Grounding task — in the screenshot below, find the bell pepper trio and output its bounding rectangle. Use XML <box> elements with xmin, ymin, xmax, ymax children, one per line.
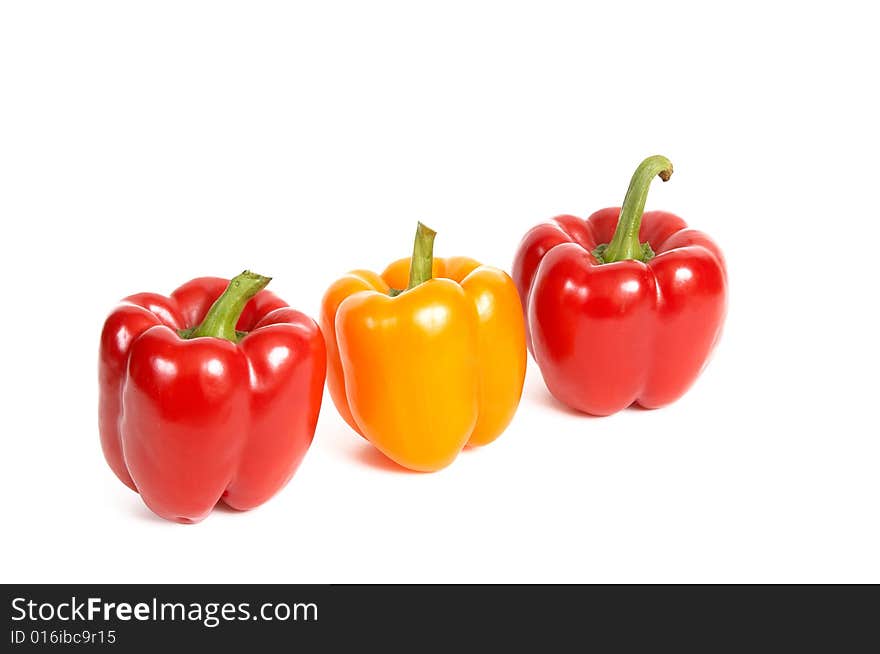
<box><xmin>99</xmin><ymin>155</ymin><xmax>727</xmax><ymax>522</ymax></box>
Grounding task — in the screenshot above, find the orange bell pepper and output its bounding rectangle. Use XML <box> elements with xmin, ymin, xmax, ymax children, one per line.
<box><xmin>320</xmin><ymin>222</ymin><xmax>526</xmax><ymax>472</ymax></box>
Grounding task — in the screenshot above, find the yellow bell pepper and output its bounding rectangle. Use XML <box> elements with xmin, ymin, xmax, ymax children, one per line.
<box><xmin>320</xmin><ymin>223</ymin><xmax>526</xmax><ymax>471</ymax></box>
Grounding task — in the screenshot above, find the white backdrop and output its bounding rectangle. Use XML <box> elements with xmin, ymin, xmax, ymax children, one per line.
<box><xmin>1</xmin><ymin>1</ymin><xmax>877</xmax><ymax>583</ymax></box>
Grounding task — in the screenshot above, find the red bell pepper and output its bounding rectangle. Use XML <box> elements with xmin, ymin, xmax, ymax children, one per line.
<box><xmin>99</xmin><ymin>271</ymin><xmax>326</xmax><ymax>523</ymax></box>
<box><xmin>512</xmin><ymin>155</ymin><xmax>727</xmax><ymax>416</ymax></box>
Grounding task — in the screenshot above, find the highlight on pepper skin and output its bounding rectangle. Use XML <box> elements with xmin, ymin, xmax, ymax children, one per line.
<box><xmin>98</xmin><ymin>271</ymin><xmax>326</xmax><ymax>524</ymax></box>
<box><xmin>512</xmin><ymin>155</ymin><xmax>727</xmax><ymax>416</ymax></box>
<box><xmin>320</xmin><ymin>222</ymin><xmax>527</xmax><ymax>472</ymax></box>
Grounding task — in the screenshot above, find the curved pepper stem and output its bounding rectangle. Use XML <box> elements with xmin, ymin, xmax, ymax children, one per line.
<box><xmin>184</xmin><ymin>270</ymin><xmax>271</xmax><ymax>342</ymax></box>
<box><xmin>594</xmin><ymin>155</ymin><xmax>673</xmax><ymax>264</ymax></box>
<box><xmin>406</xmin><ymin>221</ymin><xmax>437</xmax><ymax>290</ymax></box>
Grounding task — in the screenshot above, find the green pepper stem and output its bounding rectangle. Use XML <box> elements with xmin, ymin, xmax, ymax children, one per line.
<box><xmin>406</xmin><ymin>221</ymin><xmax>437</xmax><ymax>290</ymax></box>
<box><xmin>185</xmin><ymin>270</ymin><xmax>271</xmax><ymax>341</ymax></box>
<box><xmin>598</xmin><ymin>155</ymin><xmax>673</xmax><ymax>264</ymax></box>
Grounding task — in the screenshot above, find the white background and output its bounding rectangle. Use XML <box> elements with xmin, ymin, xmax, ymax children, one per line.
<box><xmin>1</xmin><ymin>1</ymin><xmax>877</xmax><ymax>583</ymax></box>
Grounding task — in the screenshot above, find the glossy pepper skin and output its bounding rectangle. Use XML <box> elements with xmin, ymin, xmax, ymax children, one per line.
<box><xmin>99</xmin><ymin>271</ymin><xmax>326</xmax><ymax>523</ymax></box>
<box><xmin>321</xmin><ymin>223</ymin><xmax>526</xmax><ymax>472</ymax></box>
<box><xmin>513</xmin><ymin>156</ymin><xmax>727</xmax><ymax>416</ymax></box>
